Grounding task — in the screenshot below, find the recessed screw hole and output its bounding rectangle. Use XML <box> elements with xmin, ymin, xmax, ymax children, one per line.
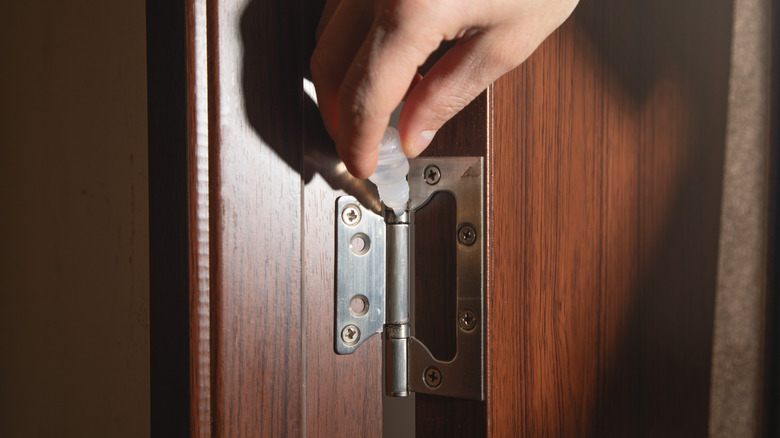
<box><xmin>350</xmin><ymin>233</ymin><xmax>370</xmax><ymax>256</ymax></box>
<box><xmin>349</xmin><ymin>295</ymin><xmax>369</xmax><ymax>317</ymax></box>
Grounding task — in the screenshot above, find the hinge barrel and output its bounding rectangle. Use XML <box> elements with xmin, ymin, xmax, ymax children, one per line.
<box><xmin>385</xmin><ymin>213</ymin><xmax>409</xmax><ymax>324</ymax></box>
<box><xmin>384</xmin><ymin>212</ymin><xmax>410</xmax><ymax>396</ymax></box>
<box><xmin>384</xmin><ymin>324</ymin><xmax>409</xmax><ymax>397</ymax></box>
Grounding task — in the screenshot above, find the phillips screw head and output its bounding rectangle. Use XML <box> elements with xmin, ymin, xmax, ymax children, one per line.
<box><xmin>423</xmin><ymin>366</ymin><xmax>442</xmax><ymax>388</ymax></box>
<box><xmin>341</xmin><ymin>205</ymin><xmax>361</xmax><ymax>226</ymax></box>
<box><xmin>423</xmin><ymin>165</ymin><xmax>441</xmax><ymax>185</ymax></box>
<box><xmin>341</xmin><ymin>324</ymin><xmax>360</xmax><ymax>345</ymax></box>
<box><xmin>458</xmin><ymin>224</ymin><xmax>477</xmax><ymax>246</ymax></box>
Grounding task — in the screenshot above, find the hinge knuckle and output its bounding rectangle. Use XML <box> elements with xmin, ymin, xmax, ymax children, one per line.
<box><xmin>385</xmin><ymin>333</ymin><xmax>409</xmax><ymax>397</ymax></box>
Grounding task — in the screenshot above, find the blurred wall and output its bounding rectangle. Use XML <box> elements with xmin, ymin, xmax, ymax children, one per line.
<box><xmin>0</xmin><ymin>1</ymin><xmax>149</xmax><ymax>436</ymax></box>
<box><xmin>709</xmin><ymin>0</ymin><xmax>772</xmax><ymax>436</ymax></box>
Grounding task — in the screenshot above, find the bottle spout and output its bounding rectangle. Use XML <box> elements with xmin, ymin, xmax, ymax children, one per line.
<box><xmin>368</xmin><ymin>126</ymin><xmax>410</xmax><ymax>217</ymax></box>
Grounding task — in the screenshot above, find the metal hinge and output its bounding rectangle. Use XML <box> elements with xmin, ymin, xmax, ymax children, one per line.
<box><xmin>335</xmin><ymin>157</ymin><xmax>484</xmax><ymax>401</ymax></box>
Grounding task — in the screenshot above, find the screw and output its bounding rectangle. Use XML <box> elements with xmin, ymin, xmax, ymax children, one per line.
<box><xmin>423</xmin><ymin>165</ymin><xmax>441</xmax><ymax>185</ymax></box>
<box><xmin>341</xmin><ymin>324</ymin><xmax>360</xmax><ymax>345</ymax></box>
<box><xmin>341</xmin><ymin>205</ymin><xmax>361</xmax><ymax>226</ymax></box>
<box><xmin>423</xmin><ymin>366</ymin><xmax>442</xmax><ymax>388</ymax></box>
<box><xmin>458</xmin><ymin>309</ymin><xmax>477</xmax><ymax>331</ymax></box>
<box><xmin>457</xmin><ymin>224</ymin><xmax>477</xmax><ymax>246</ymax></box>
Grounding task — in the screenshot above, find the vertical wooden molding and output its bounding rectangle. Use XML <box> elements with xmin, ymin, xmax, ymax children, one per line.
<box><xmin>187</xmin><ymin>0</ymin><xmax>212</xmax><ymax>435</ymax></box>
<box><xmin>210</xmin><ymin>0</ymin><xmax>305</xmax><ymax>435</ymax></box>
<box><xmin>206</xmin><ymin>0</ymin><xmax>221</xmax><ymax>433</ymax></box>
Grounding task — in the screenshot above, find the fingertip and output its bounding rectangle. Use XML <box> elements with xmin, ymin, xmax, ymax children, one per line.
<box><xmin>338</xmin><ymin>144</ymin><xmax>378</xmax><ymax>179</ymax></box>
<box><xmin>403</xmin><ymin>129</ymin><xmax>436</xmax><ymax>158</ymax></box>
<box><xmin>346</xmin><ymin>164</ymin><xmax>372</xmax><ymax>180</ymax></box>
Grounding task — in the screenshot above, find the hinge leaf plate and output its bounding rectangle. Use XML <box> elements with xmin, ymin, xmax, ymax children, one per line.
<box><xmin>407</xmin><ymin>157</ymin><xmax>484</xmax><ymax>401</ymax></box>
<box><xmin>334</xmin><ymin>197</ymin><xmax>386</xmax><ymax>354</ymax></box>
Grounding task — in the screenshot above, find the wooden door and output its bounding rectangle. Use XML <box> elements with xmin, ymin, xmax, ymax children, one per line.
<box><xmin>419</xmin><ymin>0</ymin><xmax>736</xmax><ymax>435</ymax></box>
<box><xmin>148</xmin><ymin>0</ymin><xmax>742</xmax><ymax>436</ymax></box>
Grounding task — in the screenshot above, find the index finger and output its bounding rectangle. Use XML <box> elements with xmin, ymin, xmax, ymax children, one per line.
<box><xmin>335</xmin><ymin>1</ymin><xmax>447</xmax><ymax>178</ymax></box>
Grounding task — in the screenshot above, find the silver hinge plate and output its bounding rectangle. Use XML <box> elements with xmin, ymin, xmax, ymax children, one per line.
<box><xmin>334</xmin><ymin>197</ymin><xmax>386</xmax><ymax>354</ymax></box>
<box><xmin>335</xmin><ymin>157</ymin><xmax>484</xmax><ymax>401</ymax></box>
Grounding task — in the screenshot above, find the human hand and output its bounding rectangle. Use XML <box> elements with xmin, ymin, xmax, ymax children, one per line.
<box><xmin>311</xmin><ymin>0</ymin><xmax>579</xmax><ymax>178</ymax></box>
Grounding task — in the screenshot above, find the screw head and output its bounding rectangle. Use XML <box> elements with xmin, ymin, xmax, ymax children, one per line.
<box><xmin>341</xmin><ymin>205</ymin><xmax>361</xmax><ymax>226</ymax></box>
<box><xmin>458</xmin><ymin>309</ymin><xmax>477</xmax><ymax>331</ymax></box>
<box><xmin>423</xmin><ymin>165</ymin><xmax>441</xmax><ymax>185</ymax></box>
<box><xmin>457</xmin><ymin>224</ymin><xmax>477</xmax><ymax>246</ymax></box>
<box><xmin>423</xmin><ymin>366</ymin><xmax>442</xmax><ymax>388</ymax></box>
<box><xmin>341</xmin><ymin>324</ymin><xmax>360</xmax><ymax>345</ymax></box>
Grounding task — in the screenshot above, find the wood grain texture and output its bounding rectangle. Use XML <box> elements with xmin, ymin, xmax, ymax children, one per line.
<box><xmin>414</xmin><ymin>192</ymin><xmax>458</xmax><ymax>362</ymax></box>
<box><xmin>414</xmin><ymin>0</ymin><xmax>734</xmax><ymax>436</ymax></box>
<box><xmin>210</xmin><ymin>0</ymin><xmax>304</xmax><ymax>435</ymax></box>
<box><xmin>211</xmin><ymin>0</ymin><xmax>385</xmax><ymax>436</ymax></box>
<box><xmin>487</xmin><ymin>0</ymin><xmax>732</xmax><ymax>436</ymax></box>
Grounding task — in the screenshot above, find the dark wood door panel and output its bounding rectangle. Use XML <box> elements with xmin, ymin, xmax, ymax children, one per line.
<box><xmin>487</xmin><ymin>0</ymin><xmax>732</xmax><ymax>436</ymax></box>
<box><xmin>414</xmin><ymin>0</ymin><xmax>733</xmax><ymax>436</ymax></box>
<box><xmin>213</xmin><ymin>0</ymin><xmax>384</xmax><ymax>435</ymax></box>
<box><xmin>211</xmin><ymin>0</ymin><xmax>306</xmax><ymax>434</ymax></box>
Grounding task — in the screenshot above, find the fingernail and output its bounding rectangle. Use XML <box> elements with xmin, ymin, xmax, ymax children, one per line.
<box><xmin>410</xmin><ymin>130</ymin><xmax>436</xmax><ymax>157</ymax></box>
